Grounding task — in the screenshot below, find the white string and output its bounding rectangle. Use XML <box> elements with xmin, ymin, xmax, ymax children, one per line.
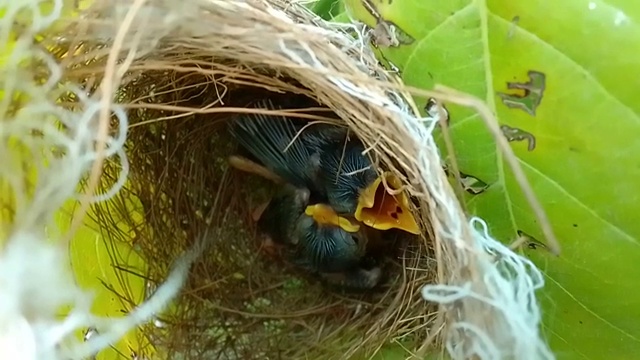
<box><xmin>0</xmin><ymin>0</ymin><xmax>192</xmax><ymax>359</ymax></box>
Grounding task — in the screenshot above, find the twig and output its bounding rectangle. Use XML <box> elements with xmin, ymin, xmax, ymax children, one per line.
<box><xmin>228</xmin><ymin>155</ymin><xmax>285</xmax><ymax>184</ymax></box>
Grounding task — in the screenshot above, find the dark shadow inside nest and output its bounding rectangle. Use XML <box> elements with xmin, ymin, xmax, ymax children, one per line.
<box><xmin>102</xmin><ymin>71</ymin><xmax>434</xmax><ymax>359</ymax></box>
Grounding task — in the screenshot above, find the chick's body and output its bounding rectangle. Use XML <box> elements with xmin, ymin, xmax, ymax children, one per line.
<box><xmin>231</xmin><ymin>107</ymin><xmax>324</xmax><ymax>192</ymax></box>
<box><xmin>257</xmin><ymin>184</ymin><xmax>381</xmax><ymax>290</ymax></box>
<box><xmin>315</xmin><ymin>137</ymin><xmax>377</xmax><ymax>215</ymax></box>
<box><xmin>293</xmin><ymin>215</ymin><xmax>360</xmax><ymax>273</ymax></box>
<box><xmin>257</xmin><ymin>184</ymin><xmax>310</xmax><ymax>246</ymax></box>
<box><xmin>230</xmin><ymin>98</ymin><xmax>377</xmax><ymax>217</ymax></box>
<box><xmin>230</xmin><ymin>96</ymin><xmax>420</xmax><ymax>288</ymax></box>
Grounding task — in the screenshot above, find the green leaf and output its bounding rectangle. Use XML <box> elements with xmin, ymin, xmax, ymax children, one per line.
<box><xmin>58</xmin><ymin>195</ymin><xmax>153</xmax><ymax>359</ymax></box>
<box><xmin>342</xmin><ymin>0</ymin><xmax>640</xmax><ymax>358</ymax></box>
<box><xmin>311</xmin><ymin>0</ymin><xmax>345</xmax><ymax>20</ymax></box>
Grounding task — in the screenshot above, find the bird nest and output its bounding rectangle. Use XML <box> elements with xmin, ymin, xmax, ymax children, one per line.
<box><xmin>19</xmin><ymin>0</ymin><xmax>551</xmax><ymax>359</ymax></box>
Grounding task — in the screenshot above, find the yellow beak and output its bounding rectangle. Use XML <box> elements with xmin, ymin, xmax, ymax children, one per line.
<box><xmin>353</xmin><ymin>172</ymin><xmax>420</xmax><ymax>235</ymax></box>
<box><xmin>305</xmin><ymin>204</ymin><xmax>361</xmax><ymax>233</ymax></box>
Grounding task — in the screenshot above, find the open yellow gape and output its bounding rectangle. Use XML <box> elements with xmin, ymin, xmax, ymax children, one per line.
<box><xmin>354</xmin><ymin>172</ymin><xmax>420</xmax><ymax>235</ymax></box>
<box><xmin>305</xmin><ymin>203</ymin><xmax>361</xmax><ymax>233</ymax></box>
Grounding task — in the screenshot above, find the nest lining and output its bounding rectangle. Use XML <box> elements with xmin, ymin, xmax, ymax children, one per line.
<box><xmin>88</xmin><ymin>60</ymin><xmax>439</xmax><ymax>359</ymax></box>
<box><xmin>48</xmin><ymin>3</ymin><xmax>441</xmax><ymax>358</ymax></box>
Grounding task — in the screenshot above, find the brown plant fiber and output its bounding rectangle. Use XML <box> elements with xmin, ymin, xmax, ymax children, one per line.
<box><xmin>48</xmin><ymin>0</ymin><xmax>469</xmax><ymax>358</ymax></box>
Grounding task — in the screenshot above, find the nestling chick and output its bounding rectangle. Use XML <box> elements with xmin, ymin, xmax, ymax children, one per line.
<box><xmin>257</xmin><ymin>183</ymin><xmax>382</xmax><ymax>290</ymax></box>
<box><xmin>230</xmin><ymin>97</ymin><xmax>420</xmax><ymax>235</ymax></box>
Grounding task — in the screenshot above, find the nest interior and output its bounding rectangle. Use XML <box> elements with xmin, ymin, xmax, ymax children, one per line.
<box><xmin>55</xmin><ymin>2</ymin><xmax>441</xmax><ymax>359</ymax></box>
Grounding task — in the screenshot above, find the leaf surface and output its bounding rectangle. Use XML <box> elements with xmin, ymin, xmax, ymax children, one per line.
<box><xmin>341</xmin><ymin>0</ymin><xmax>640</xmax><ymax>358</ymax></box>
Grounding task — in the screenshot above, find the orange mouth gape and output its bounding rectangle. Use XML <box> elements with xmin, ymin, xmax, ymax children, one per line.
<box><xmin>305</xmin><ymin>204</ymin><xmax>361</xmax><ymax>233</ymax></box>
<box><xmin>354</xmin><ymin>172</ymin><xmax>420</xmax><ymax>235</ymax></box>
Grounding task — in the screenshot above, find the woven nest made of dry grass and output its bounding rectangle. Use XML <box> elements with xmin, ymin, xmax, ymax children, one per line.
<box><xmin>48</xmin><ymin>0</ymin><xmax>449</xmax><ymax>358</ymax></box>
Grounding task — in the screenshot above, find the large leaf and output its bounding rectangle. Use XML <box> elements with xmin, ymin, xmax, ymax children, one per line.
<box><xmin>311</xmin><ymin>0</ymin><xmax>345</xmax><ymax>20</ymax></box>
<box><xmin>341</xmin><ymin>0</ymin><xmax>640</xmax><ymax>358</ymax></box>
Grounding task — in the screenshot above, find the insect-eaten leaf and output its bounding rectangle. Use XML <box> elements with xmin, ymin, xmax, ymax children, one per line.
<box><xmin>341</xmin><ymin>0</ymin><xmax>640</xmax><ymax>358</ymax></box>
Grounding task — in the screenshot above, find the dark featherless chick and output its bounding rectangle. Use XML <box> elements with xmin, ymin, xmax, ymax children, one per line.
<box><xmin>257</xmin><ymin>183</ymin><xmax>381</xmax><ymax>290</ymax></box>
<box><xmin>230</xmin><ymin>97</ymin><xmax>420</xmax><ymax>235</ymax></box>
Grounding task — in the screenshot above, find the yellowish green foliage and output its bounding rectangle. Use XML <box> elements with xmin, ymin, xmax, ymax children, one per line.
<box><xmin>1</xmin><ymin>0</ymin><xmax>152</xmax><ymax>357</ymax></box>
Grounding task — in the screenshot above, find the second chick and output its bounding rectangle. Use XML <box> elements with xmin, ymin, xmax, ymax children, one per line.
<box><xmin>257</xmin><ymin>183</ymin><xmax>382</xmax><ymax>291</ymax></box>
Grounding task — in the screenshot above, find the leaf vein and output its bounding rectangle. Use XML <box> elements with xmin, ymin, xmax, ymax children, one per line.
<box><xmin>517</xmin><ymin>159</ymin><xmax>639</xmax><ymax>246</ymax></box>
<box><xmin>544</xmin><ymin>274</ymin><xmax>640</xmax><ymax>342</ymax></box>
<box><xmin>442</xmin><ymin>113</ymin><xmax>479</xmax><ymax>133</ymax></box>
<box><xmin>478</xmin><ymin>0</ymin><xmax>518</xmax><ymax>235</ymax></box>
<box><xmin>404</xmin><ymin>3</ymin><xmax>475</xmax><ymax>71</ymax></box>
<box><xmin>543</xmin><ymin>326</ymin><xmax>591</xmax><ymax>360</ymax></box>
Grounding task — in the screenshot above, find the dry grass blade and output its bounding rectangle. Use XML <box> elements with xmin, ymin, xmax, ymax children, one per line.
<box><xmin>54</xmin><ymin>2</ymin><xmax>440</xmax><ymax>355</ymax></box>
